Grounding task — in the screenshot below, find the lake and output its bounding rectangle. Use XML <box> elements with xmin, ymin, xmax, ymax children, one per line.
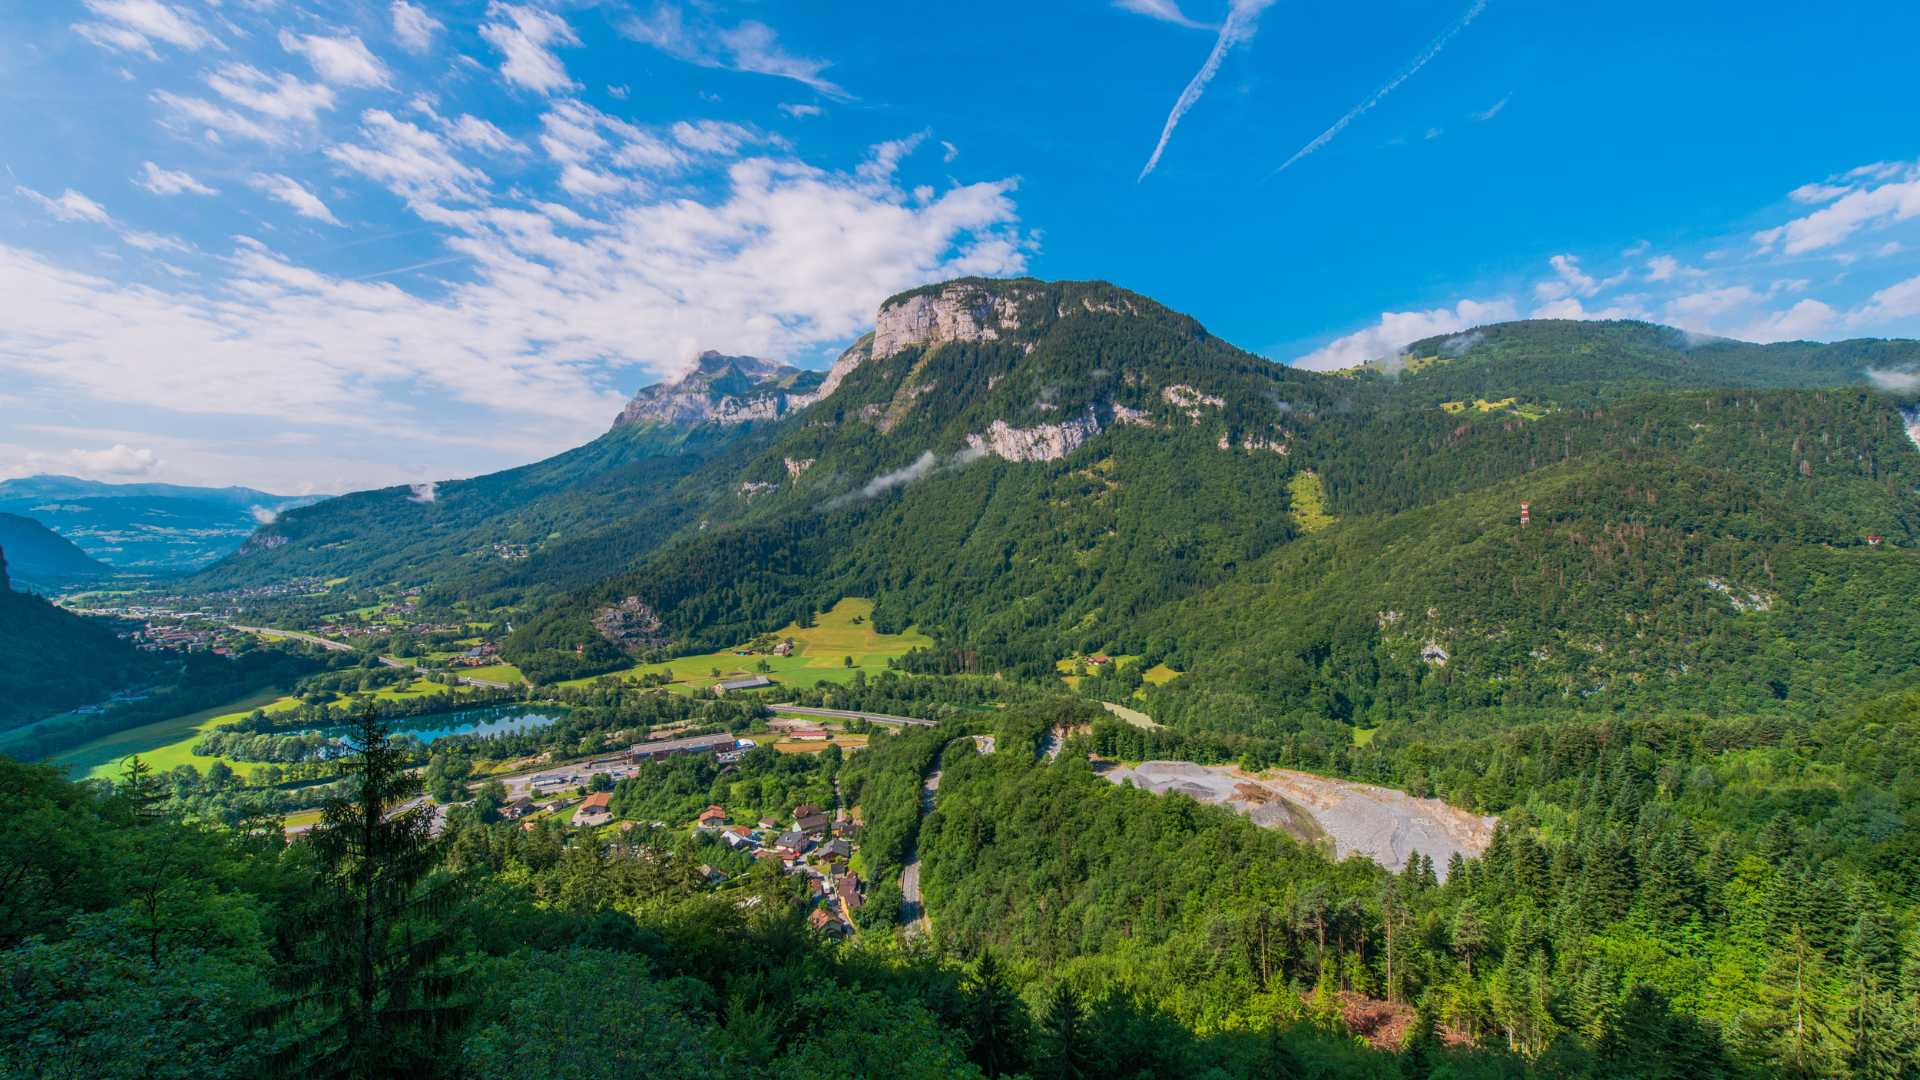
<box><xmin>321</xmin><ymin>706</ymin><xmax>565</xmax><ymax>745</ymax></box>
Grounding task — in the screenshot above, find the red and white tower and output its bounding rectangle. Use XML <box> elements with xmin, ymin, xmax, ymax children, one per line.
<box><xmin>1520</xmin><ymin>501</ymin><xmax>1531</xmax><ymax>528</ymax></box>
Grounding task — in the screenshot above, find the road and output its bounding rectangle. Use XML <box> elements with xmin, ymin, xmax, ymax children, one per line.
<box><xmin>900</xmin><ymin>767</ymin><xmax>939</xmax><ymax>937</ymax></box>
<box><xmin>230</xmin><ymin>624</ymin><xmax>516</xmax><ymax>690</ymax></box>
<box><xmin>769</xmin><ymin>704</ymin><xmax>939</xmax><ymax>728</ymax></box>
<box><xmin>230</xmin><ymin>624</ymin><xmax>353</xmax><ymax>652</ymax></box>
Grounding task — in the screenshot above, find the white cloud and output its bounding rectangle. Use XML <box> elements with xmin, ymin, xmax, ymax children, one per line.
<box><xmin>1732</xmin><ymin>299</ymin><xmax>1836</xmax><ymax>343</ymax></box>
<box><xmin>1644</xmin><ymin>255</ymin><xmax>1703</xmax><ymax>282</ymax></box>
<box><xmin>623</xmin><ymin>4</ymin><xmax>847</xmax><ymax>97</ymax></box>
<box><xmin>1473</xmin><ymin>94</ymin><xmax>1510</xmax><ymax>121</ymax></box>
<box><xmin>1529</xmin><ymin>297</ymin><xmax>1646</xmax><ymax>321</ymax></box>
<box><xmin>1139</xmin><ymin>0</ymin><xmax>1277</xmax><ymax>180</ymax></box>
<box><xmin>137</xmin><ymin>161</ymin><xmax>216</xmax><ymax>195</ymax></box>
<box><xmin>205</xmin><ymin>63</ymin><xmax>336</xmax><ymax>123</ymax></box>
<box><xmin>481</xmin><ymin>2</ymin><xmax>581</xmax><ymax>95</ymax></box>
<box><xmin>122</xmin><ymin>230</ymin><xmax>192</xmax><ymax>254</ymax></box>
<box><xmin>1114</xmin><ymin>0</ymin><xmax>1215</xmax><ymax>30</ymax></box>
<box><xmin>941</xmin><ymin>140</ymin><xmax>959</xmax><ymax>164</ymax></box>
<box><xmin>1755</xmin><ymin>163</ymin><xmax>1920</xmax><ymax>255</ymax></box>
<box><xmin>248</xmin><ymin>173</ymin><xmax>343</xmax><ymax>225</ymax></box>
<box><xmin>73</xmin><ymin>0</ymin><xmax>215</xmax><ymax>58</ymax></box>
<box><xmin>1534</xmin><ymin>253</ymin><xmax>1598</xmax><ymax>301</ymax></box>
<box><xmin>0</xmin><ymin>145</ymin><xmax>1026</xmax><ymax>461</ymax></box>
<box><xmin>607</xmin><ymin>84</ymin><xmax>631</xmax><ymax>100</ymax></box>
<box><xmin>390</xmin><ymin>1</ymin><xmax>442</xmax><ymax>55</ymax></box>
<box><xmin>1292</xmin><ymin>297</ymin><xmax>1517</xmax><ymax>370</ymax></box>
<box><xmin>279</xmin><ymin>31</ymin><xmax>392</xmax><ymax>88</ymax></box>
<box><xmin>1269</xmin><ymin>0</ymin><xmax>1488</xmax><ymax>178</ymax></box>
<box><xmin>1664</xmin><ymin>285</ymin><xmax>1758</xmax><ymax>323</ymax></box>
<box><xmin>1865</xmin><ymin>367</ymin><xmax>1920</xmax><ymax>393</ymax></box>
<box><xmin>250</xmin><ymin>505</ymin><xmax>279</xmax><ymax>524</ymax></box>
<box><xmin>1850</xmin><ymin>274</ymin><xmax>1920</xmax><ymax>327</ymax></box>
<box><xmin>448</xmin><ymin>115</ymin><xmax>524</xmax><ymax>155</ymax></box>
<box><xmin>327</xmin><ymin>110</ymin><xmax>490</xmax><ymax>204</ymax></box>
<box><xmin>779</xmin><ymin>103</ymin><xmax>823</xmax><ymax>119</ymax></box>
<box><xmin>16</xmin><ymin>186</ymin><xmax>113</xmax><ymax>225</ymax></box>
<box><xmin>70</xmin><ymin>443</ymin><xmax>162</xmax><ymax>478</ymax></box>
<box><xmin>408</xmin><ymin>479</ymin><xmax>438</xmax><ymax>503</ymax></box>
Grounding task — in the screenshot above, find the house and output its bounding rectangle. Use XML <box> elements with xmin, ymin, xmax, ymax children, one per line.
<box><xmin>793</xmin><ymin>803</ymin><xmax>821</xmax><ymax>820</ymax></box>
<box><xmin>808</xmin><ymin>906</ymin><xmax>849</xmax><ymax>936</ymax></box>
<box><xmin>757</xmin><ymin>816</ymin><xmax>782</xmax><ymax>831</ymax></box>
<box><xmin>795</xmin><ymin>812</ymin><xmax>831</xmax><ymax>836</ymax></box>
<box><xmin>835</xmin><ymin>871</ymin><xmax>864</xmax><ymax>917</ymax></box>
<box><xmin>818</xmin><ymin>838</ymin><xmax>853</xmax><ymax>862</ymax></box>
<box><xmin>697</xmin><ymin>804</ymin><xmax>729</xmax><ymax>828</ymax></box>
<box><xmin>625</xmin><ymin>732</ymin><xmax>739</xmax><ymax>764</ymax></box>
<box><xmin>775</xmin><ymin>830</ymin><xmax>812</xmax><ymax>855</ymax></box>
<box><xmin>573</xmin><ymin>791</ymin><xmax>613</xmax><ymax>826</ymax></box>
<box><xmin>772</xmin><ymin>640</ymin><xmax>794</xmax><ymax>657</ymax></box>
<box><xmin>722</xmin><ymin>827</ymin><xmax>758</xmax><ymax>850</ymax></box>
<box><xmin>501</xmin><ymin>796</ymin><xmax>536</xmax><ymax>820</ymax></box>
<box><xmin>699</xmin><ymin>864</ymin><xmax>729</xmax><ymax>885</ymax></box>
<box><xmin>712</xmin><ymin>675</ymin><xmax>776</xmax><ymax>695</ymax></box>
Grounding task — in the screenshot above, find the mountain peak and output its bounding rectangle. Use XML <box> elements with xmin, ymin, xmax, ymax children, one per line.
<box><xmin>613</xmin><ymin>351</ymin><xmax>824</xmax><ymax>430</ymax></box>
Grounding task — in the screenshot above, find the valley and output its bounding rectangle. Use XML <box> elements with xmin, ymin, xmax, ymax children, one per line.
<box><xmin>12</xmin><ymin>275</ymin><xmax>1920</xmax><ymax>1079</ymax></box>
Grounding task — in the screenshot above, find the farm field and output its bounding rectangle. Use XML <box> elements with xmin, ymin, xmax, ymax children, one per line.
<box><xmin>54</xmin><ymin>687</ymin><xmax>299</xmax><ymax>780</ymax></box>
<box><xmin>560</xmin><ymin>598</ymin><xmax>930</xmax><ymax>694</ymax></box>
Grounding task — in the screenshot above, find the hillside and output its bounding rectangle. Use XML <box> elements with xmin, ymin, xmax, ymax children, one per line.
<box><xmin>500</xmin><ymin>279</ymin><xmax>1920</xmax><ymax>693</ymax></box>
<box><xmin>188</xmin><ymin>351</ymin><xmax>830</xmax><ymax>594</ymax></box>
<box><xmin>0</xmin><ymin>543</ymin><xmax>160</xmax><ymax>729</ymax></box>
<box><xmin>0</xmin><ymin>512</ymin><xmax>116</xmax><ymax>588</ymax></box>
<box><xmin>0</xmin><ymin>475</ymin><xmax>314</xmax><ymax>574</ymax></box>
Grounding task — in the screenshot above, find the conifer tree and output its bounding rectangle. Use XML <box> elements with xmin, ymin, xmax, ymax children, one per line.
<box><xmin>269</xmin><ymin>706</ymin><xmax>468</xmax><ymax>1079</ymax></box>
<box><xmin>963</xmin><ymin>950</ymin><xmax>1029</xmax><ymax>1077</ymax></box>
<box><xmin>1033</xmin><ymin>982</ymin><xmax>1095</xmax><ymax>1080</ymax></box>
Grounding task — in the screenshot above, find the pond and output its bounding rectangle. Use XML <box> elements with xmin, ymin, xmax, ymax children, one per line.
<box><xmin>319</xmin><ymin>706</ymin><xmax>564</xmax><ymax>745</ymax></box>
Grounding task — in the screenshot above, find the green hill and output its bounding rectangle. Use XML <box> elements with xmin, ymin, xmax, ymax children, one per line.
<box><xmin>0</xmin><ymin>475</ymin><xmax>314</xmax><ymax>574</ymax></box>
<box><xmin>0</xmin><ymin>542</ymin><xmax>160</xmax><ymax>730</ymax></box>
<box><xmin>0</xmin><ymin>512</ymin><xmax>116</xmax><ymax>589</ymax></box>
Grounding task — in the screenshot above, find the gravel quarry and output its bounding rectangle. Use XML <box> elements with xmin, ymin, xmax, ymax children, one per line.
<box><xmin>1104</xmin><ymin>761</ymin><xmax>1495</xmax><ymax>880</ymax></box>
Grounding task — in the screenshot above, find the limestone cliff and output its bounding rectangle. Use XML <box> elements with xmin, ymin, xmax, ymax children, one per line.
<box><xmin>613</xmin><ymin>351</ymin><xmax>825</xmax><ymax>430</ymax></box>
<box><xmin>871</xmin><ymin>281</ymin><xmax>1037</xmax><ymax>359</ymax></box>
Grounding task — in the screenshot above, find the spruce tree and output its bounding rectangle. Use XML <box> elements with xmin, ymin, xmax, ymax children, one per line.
<box><xmin>1033</xmin><ymin>982</ymin><xmax>1096</xmax><ymax>1080</ymax></box>
<box><xmin>964</xmin><ymin>950</ymin><xmax>1029</xmax><ymax>1077</ymax></box>
<box><xmin>269</xmin><ymin>706</ymin><xmax>468</xmax><ymax>1079</ymax></box>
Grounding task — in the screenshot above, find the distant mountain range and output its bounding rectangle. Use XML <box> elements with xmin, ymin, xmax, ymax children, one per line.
<box><xmin>190</xmin><ymin>276</ymin><xmax>1920</xmax><ymax>735</ymax></box>
<box><xmin>0</xmin><ymin>475</ymin><xmax>317</xmax><ymax>575</ymax></box>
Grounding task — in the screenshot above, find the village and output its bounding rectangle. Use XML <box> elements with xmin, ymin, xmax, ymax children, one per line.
<box><xmin>482</xmin><ymin>722</ymin><xmax>874</xmax><ymax>936</ymax></box>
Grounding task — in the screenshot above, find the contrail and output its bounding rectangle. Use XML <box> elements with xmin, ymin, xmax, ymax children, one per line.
<box><xmin>1267</xmin><ymin>0</ymin><xmax>1488</xmax><ymax>179</ymax></box>
<box><xmin>1138</xmin><ymin>0</ymin><xmax>1278</xmax><ymax>182</ymax></box>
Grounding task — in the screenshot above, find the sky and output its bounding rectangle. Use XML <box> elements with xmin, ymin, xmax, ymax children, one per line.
<box><xmin>4</xmin><ymin>1</ymin><xmax>1920</xmax><ymax>493</ymax></box>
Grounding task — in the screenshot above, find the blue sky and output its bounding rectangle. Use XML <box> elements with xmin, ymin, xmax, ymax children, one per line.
<box><xmin>4</xmin><ymin>0</ymin><xmax>1920</xmax><ymax>492</ymax></box>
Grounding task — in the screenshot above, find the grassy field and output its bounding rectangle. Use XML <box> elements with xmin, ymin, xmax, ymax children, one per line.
<box><xmin>1287</xmin><ymin>470</ymin><xmax>1336</xmax><ymax>534</ymax></box>
<box><xmin>1141</xmin><ymin>663</ymin><xmax>1182</xmax><ymax>686</ymax></box>
<box><xmin>459</xmin><ymin>663</ymin><xmax>526</xmax><ymax>685</ymax></box>
<box><xmin>1352</xmin><ymin>726</ymin><xmax>1378</xmax><ymax>747</ymax></box>
<box><xmin>772</xmin><ymin>733</ymin><xmax>870</xmax><ymax>755</ymax></box>
<box><xmin>560</xmin><ymin>598</ymin><xmax>930</xmax><ymax>694</ymax></box>
<box><xmin>53</xmin><ymin>688</ymin><xmax>300</xmax><ymax>780</ymax></box>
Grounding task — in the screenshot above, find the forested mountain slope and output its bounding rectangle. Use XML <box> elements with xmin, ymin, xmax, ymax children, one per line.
<box><xmin>0</xmin><ymin>512</ymin><xmax>116</xmax><ymax>588</ymax></box>
<box><xmin>0</xmin><ymin>475</ymin><xmax>313</xmax><ymax>574</ymax></box>
<box><xmin>501</xmin><ymin>278</ymin><xmax>1920</xmax><ymax>694</ymax></box>
<box><xmin>0</xmin><ymin>545</ymin><xmax>161</xmax><ymax>729</ymax></box>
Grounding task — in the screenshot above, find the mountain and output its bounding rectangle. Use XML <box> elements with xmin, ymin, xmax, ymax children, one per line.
<box><xmin>0</xmin><ymin>541</ymin><xmax>160</xmax><ymax>730</ymax></box>
<box><xmin>0</xmin><ymin>512</ymin><xmax>116</xmax><ymax>589</ymax></box>
<box><xmin>611</xmin><ymin>350</ymin><xmax>832</xmax><ymax>428</ymax></box>
<box><xmin>493</xmin><ymin>278</ymin><xmax>1920</xmax><ymax>697</ymax></box>
<box><xmin>190</xmin><ymin>347</ymin><xmax>829</xmax><ymax>594</ymax></box>
<box><xmin>0</xmin><ymin>475</ymin><xmax>315</xmax><ymax>575</ymax></box>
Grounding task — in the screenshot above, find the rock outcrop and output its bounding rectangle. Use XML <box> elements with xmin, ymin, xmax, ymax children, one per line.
<box><xmin>965</xmin><ymin>406</ymin><xmax>1102</xmax><ymax>463</ymax></box>
<box><xmin>1904</xmin><ymin>406</ymin><xmax>1920</xmax><ymax>450</ymax></box>
<box><xmin>613</xmin><ymin>351</ymin><xmax>822</xmax><ymax>430</ymax></box>
<box><xmin>872</xmin><ymin>282</ymin><xmax>1033</xmax><ymax>359</ymax></box>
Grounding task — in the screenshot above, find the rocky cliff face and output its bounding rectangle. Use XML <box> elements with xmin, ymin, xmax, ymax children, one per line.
<box><xmin>965</xmin><ymin>408</ymin><xmax>1104</xmax><ymax>463</ymax></box>
<box><xmin>1904</xmin><ymin>406</ymin><xmax>1920</xmax><ymax>450</ymax></box>
<box><xmin>871</xmin><ymin>282</ymin><xmax>1035</xmax><ymax>359</ymax></box>
<box><xmin>613</xmin><ymin>351</ymin><xmax>825</xmax><ymax>430</ymax></box>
